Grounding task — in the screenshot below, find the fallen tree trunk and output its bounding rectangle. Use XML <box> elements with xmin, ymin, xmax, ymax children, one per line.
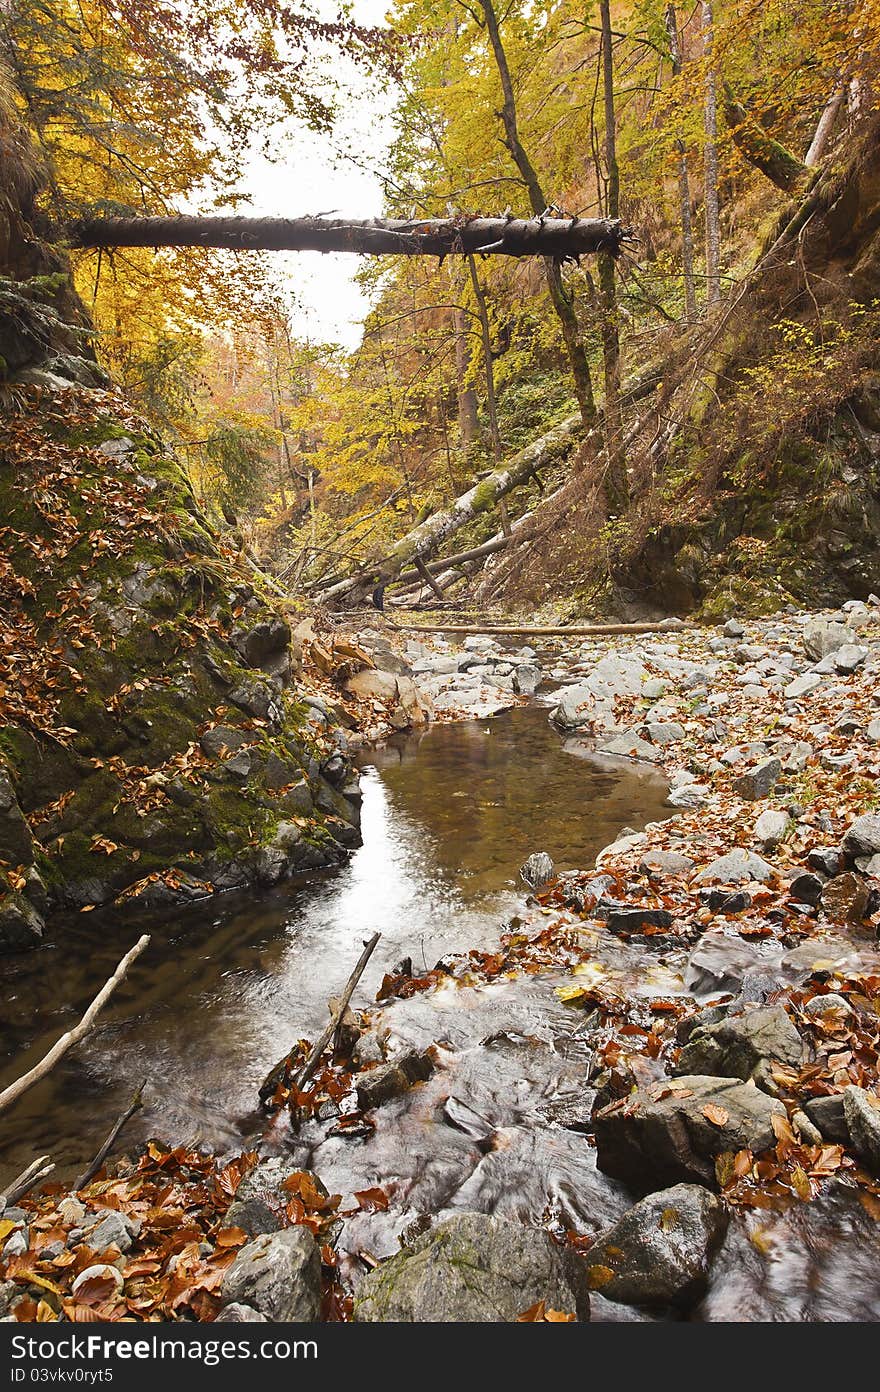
<box><xmin>319</xmin><ymin>415</ymin><xmax>582</xmax><ymax>606</ymax></box>
<box><xmin>391</xmin><ymin>534</ymin><xmax>512</xmax><ymax>586</ymax></box>
<box><xmin>69</xmin><ymin>214</ymin><xmax>628</xmax><ymax>261</ymax></box>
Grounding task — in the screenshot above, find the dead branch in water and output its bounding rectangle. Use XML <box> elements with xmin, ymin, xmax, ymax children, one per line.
<box><xmin>74</xmin><ymin>1080</ymin><xmax>146</xmax><ymax>1191</ymax></box>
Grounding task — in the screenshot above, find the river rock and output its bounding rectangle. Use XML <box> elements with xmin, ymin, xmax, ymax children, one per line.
<box><xmin>353</xmin><ymin>1212</ymin><xmax>589</xmax><ymax>1322</ymax></box>
<box><xmin>694</xmin><ymin>849</ymin><xmax>775</xmax><ymax>885</ymax></box>
<box><xmin>722</xmin><ymin>620</ymin><xmax>745</xmax><ymax>638</ymax></box>
<box><xmin>594</xmin><ymin>1075</ymin><xmax>786</xmax><ymax>1191</ymax></box>
<box><xmin>804</xmin><ymin>1092</ymin><xmax>851</xmax><ymax>1143</ymax></box>
<box><xmin>586</xmin><ymin>1184</ymin><xmax>728</xmax><ymax>1308</ymax></box>
<box><xmin>834</xmin><ymin>644</ymin><xmax>868</xmax><ymax>672</ymax></box>
<box><xmin>789</xmin><ymin>872</ymin><xmax>824</xmax><ymax>905</ymax></box>
<box><xmin>754</xmin><ymin>808</ymin><xmax>790</xmax><ymax>851</ymax></box>
<box><xmin>520</xmin><ymin>851</ymin><xmax>555</xmax><ymax>889</ymax></box>
<box><xmin>843</xmin><ymin>1087</ymin><xmax>880</xmax><ymax>1171</ymax></box>
<box><xmin>808</xmin><ymin>847</ymin><xmax>842</xmax><ymax>877</ymax></box>
<box><xmin>732</xmin><ymin>757</ymin><xmax>781</xmax><ymax>801</ymax></box>
<box><xmin>803</xmin><ymin>618</ymin><xmax>849</xmax><ymax>660</ymax></box>
<box><xmin>513</xmin><ymin>664</ymin><xmax>542</xmax><ymax>696</ymax></box>
<box><xmin>674</xmin><ymin>1003</ymin><xmax>803</xmax><ymax>1085</ymax></box>
<box><xmin>821</xmin><ymin>872</ymin><xmax>871</xmax><ymax>923</ymax></box>
<box><xmin>666</xmin><ymin>784</ymin><xmax>709</xmax><ymax>809</ymax></box>
<box><xmin>843</xmin><ymin>813</ymin><xmax>880</xmax><ymax>858</ymax></box>
<box><xmin>639</xmin><ymin>849</ymin><xmax>695</xmax><ymax>877</ymax></box>
<box><xmin>220</xmin><ymin>1228</ymin><xmax>321</xmax><ymax>1322</ymax></box>
<box><xmin>355</xmin><ymin>1049</ymin><xmax>434</xmax><ymax>1110</ymax></box>
<box><xmin>226</xmin><ymin>1160</ymin><xmax>328</xmax><ymax>1237</ymax></box>
<box><xmin>0</xmin><ymin>893</ymin><xmax>44</xmax><ymax>950</ymax></box>
<box><xmin>597</xmin><ymin>731</ymin><xmax>659</xmax><ymax>762</ymax></box>
<box><xmin>83</xmin><ymin>1209</ymin><xmax>138</xmax><ymax>1254</ymax></box>
<box><xmin>784</xmin><ymin>673</ymin><xmax>822</xmax><ymax>700</ymax></box>
<box><xmin>641</xmin><ymin>721</ymin><xmax>686</xmax><ymax>745</ymax></box>
<box><xmin>214</xmin><ymin>1304</ymin><xmax>268</xmax><ymax>1322</ymax></box>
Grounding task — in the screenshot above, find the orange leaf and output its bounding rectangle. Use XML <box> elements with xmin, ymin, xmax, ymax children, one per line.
<box><xmin>702</xmin><ymin>1103</ymin><xmax>729</xmax><ymax>1127</ymax></box>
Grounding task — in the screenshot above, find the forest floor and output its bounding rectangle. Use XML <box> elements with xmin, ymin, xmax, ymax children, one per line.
<box><xmin>4</xmin><ymin>599</ymin><xmax>880</xmax><ymax>1322</ymax></box>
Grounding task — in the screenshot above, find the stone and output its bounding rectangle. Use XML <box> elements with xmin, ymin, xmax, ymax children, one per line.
<box><xmin>513</xmin><ymin>664</ymin><xmax>542</xmax><ymax>696</ymax></box>
<box><xmin>834</xmin><ymin>644</ymin><xmax>868</xmax><ymax>673</ymax></box>
<box><xmin>220</xmin><ymin>1228</ymin><xmax>321</xmax><ymax>1322</ymax></box>
<box><xmin>842</xmin><ymin>1087</ymin><xmax>880</xmax><ymax>1172</ymax></box>
<box><xmin>867</xmin><ymin>719</ymin><xmax>880</xmax><ymax>744</ymax></box>
<box><xmin>228</xmin><ymin>677</ymin><xmax>279</xmax><ymax>724</ymax></box>
<box><xmin>586</xmin><ymin>1184</ymin><xmax>728</xmax><ymax>1308</ymax></box>
<box><xmin>225</xmin><ymin>1160</ymin><xmax>328</xmax><ymax>1238</ymax></box>
<box><xmin>801</xmin><ymin>993</ymin><xmax>851</xmax><ymax>1018</ymax></box>
<box><xmin>674</xmin><ymin>1004</ymin><xmax>803</xmax><ymax>1084</ymax></box>
<box><xmin>732</xmin><ymin>758</ymin><xmax>781</xmax><ymax>801</ymax></box>
<box><xmin>199</xmin><ymin>725</ymin><xmax>249</xmax><ymax>758</ymax></box>
<box><xmin>520</xmin><ymin>852</ymin><xmax>555</xmax><ymax>889</ymax></box>
<box><xmin>601</xmin><ymin>905</ymin><xmax>674</xmax><ymax>935</ymax></box>
<box><xmin>84</xmin><ymin>1209</ymin><xmax>137</xmax><ymax>1254</ymax></box>
<box><xmin>0</xmin><ymin>893</ymin><xmax>44</xmax><ymax>952</ymax></box>
<box><xmin>753</xmin><ymin>808</ymin><xmax>790</xmax><ymax>851</ymax></box>
<box><xmin>804</xmin><ymin>1092</ymin><xmax>850</xmax><ymax>1143</ymax></box>
<box><xmin>355</xmin><ymin>1050</ymin><xmax>434</xmax><ymax>1110</ymax></box>
<box><xmin>722</xmin><ymin>620</ymin><xmax>745</xmax><ymax>638</ymax></box>
<box><xmin>214</xmin><ymin>1304</ymin><xmax>268</xmax><ymax>1322</ymax></box>
<box><xmin>666</xmin><ymin>784</ymin><xmax>709</xmax><ymax>810</ymax></box>
<box><xmin>694</xmin><ymin>849</ymin><xmax>775</xmax><ymax>885</ymax></box>
<box><xmin>821</xmin><ymin>873</ymin><xmax>871</xmax><ymax>923</ymax></box>
<box><xmin>789</xmin><ymin>872</ymin><xmax>824</xmax><ymax>906</ymax></box>
<box><xmin>639</xmin><ymin>849</ymin><xmax>695</xmax><ymax>878</ymax></box>
<box><xmin>784</xmin><ymin>673</ymin><xmax>822</xmax><ymax>700</ymax></box>
<box><xmin>597</xmin><ymin>732</ymin><xmax>659</xmax><ymax>762</ymax></box>
<box><xmin>594</xmin><ymin>1075</ymin><xmax>786</xmax><ymax>1191</ymax></box>
<box><xmin>641</xmin><ymin>678</ymin><xmax>668</xmax><ymax>700</ymax></box>
<box><xmin>802</xmin><ymin>618</ymin><xmax>849</xmax><ymax>661</ymax></box>
<box><xmin>641</xmin><ymin>722</ymin><xmax>686</xmax><ymax>745</ymax></box>
<box><xmin>354</xmin><ymin>1212</ymin><xmax>589</xmax><ymax>1322</ymax></box>
<box><xmin>843</xmin><ymin>814</ymin><xmax>880</xmax><ymax>858</ymax></box>
<box><xmin>807</xmin><ymin>848</ymin><xmax>842</xmax><ymax>878</ymax></box>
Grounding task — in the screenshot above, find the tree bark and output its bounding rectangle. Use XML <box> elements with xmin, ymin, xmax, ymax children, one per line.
<box><xmin>805</xmin><ymin>84</ymin><xmax>846</xmax><ymax>166</ymax></box>
<box><xmin>452</xmin><ymin>305</ymin><xmax>480</xmax><ymax>449</ymax></box>
<box><xmin>466</xmin><ymin>252</ymin><xmax>502</xmax><ymax>462</ymax></box>
<box><xmin>665</xmin><ymin>4</ymin><xmax>698</xmax><ymax>322</ymax></box>
<box><xmin>723</xmin><ymin>85</ymin><xmax>807</xmax><ymax>191</ymax></box>
<box><xmin>598</xmin><ymin>0</ymin><xmax>628</xmax><ymax>512</ymax></box>
<box><xmin>702</xmin><ymin>1</ymin><xmax>721</xmax><ymax>307</ymax></box>
<box><xmin>476</xmin><ymin>0</ymin><xmax>598</xmax><ymax>425</ymax></box>
<box><xmin>69</xmin><ymin>213</ymin><xmax>625</xmax><ymax>260</ymax></box>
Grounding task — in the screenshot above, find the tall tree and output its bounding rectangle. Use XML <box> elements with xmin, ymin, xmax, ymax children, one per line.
<box><xmin>665</xmin><ymin>4</ymin><xmax>698</xmax><ymax>323</ymax></box>
<box><xmin>702</xmin><ymin>0</ymin><xmax>722</xmax><ymax>307</ymax></box>
<box><xmin>474</xmin><ymin>0</ymin><xmax>597</xmax><ymax>427</ymax></box>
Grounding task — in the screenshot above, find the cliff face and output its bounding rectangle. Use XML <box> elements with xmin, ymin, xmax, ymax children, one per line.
<box><xmin>0</xmin><ymin>118</ymin><xmax>360</xmax><ymax>953</ymax></box>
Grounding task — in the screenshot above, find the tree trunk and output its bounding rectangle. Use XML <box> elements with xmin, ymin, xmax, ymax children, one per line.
<box><xmin>722</xmin><ymin>85</ymin><xmax>806</xmax><ymax>191</ymax></box>
<box><xmin>598</xmin><ymin>0</ymin><xmax>628</xmax><ymax>512</ymax></box>
<box><xmin>477</xmin><ymin>0</ymin><xmax>598</xmax><ymax>425</ymax></box>
<box><xmin>69</xmin><ymin>213</ymin><xmax>625</xmax><ymax>260</ymax></box>
<box><xmin>702</xmin><ymin>1</ymin><xmax>721</xmax><ymax>307</ymax></box>
<box><xmin>466</xmin><ymin>252</ymin><xmax>502</xmax><ymax>462</ymax></box>
<box><xmin>665</xmin><ymin>4</ymin><xmax>698</xmax><ymax>322</ymax></box>
<box><xmin>805</xmin><ymin>84</ymin><xmax>845</xmax><ymax>166</ymax></box>
<box><xmin>318</xmin><ymin>414</ymin><xmax>581</xmax><ymax>604</ymax></box>
<box><xmin>452</xmin><ymin>305</ymin><xmax>480</xmax><ymax>449</ymax></box>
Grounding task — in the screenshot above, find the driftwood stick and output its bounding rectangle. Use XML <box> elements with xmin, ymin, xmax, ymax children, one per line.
<box><xmin>1</xmin><ymin>1155</ymin><xmax>54</xmax><ymax>1205</ymax></box>
<box><xmin>74</xmin><ymin>1081</ymin><xmax>146</xmax><ymax>1192</ymax></box>
<box><xmin>290</xmin><ymin>933</ymin><xmax>381</xmax><ymax>1095</ymax></box>
<box><xmin>398</xmin><ymin>620</ymin><xmax>690</xmax><ymax>637</ymax></box>
<box><xmin>0</xmin><ymin>935</ymin><xmax>151</xmax><ymax>1119</ymax></box>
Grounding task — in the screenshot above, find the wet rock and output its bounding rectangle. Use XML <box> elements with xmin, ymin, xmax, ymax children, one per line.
<box><xmin>220</xmin><ymin>1228</ymin><xmax>320</xmax><ymax>1322</ymax></box>
<box><xmin>695</xmin><ymin>849</ymin><xmax>775</xmax><ymax>885</ymax></box>
<box><xmin>355</xmin><ymin>1049</ymin><xmax>434</xmax><ymax>1110</ymax></box>
<box><xmin>520</xmin><ymin>852</ymin><xmax>555</xmax><ymax>890</ymax></box>
<box><xmin>226</xmin><ymin>1160</ymin><xmax>328</xmax><ymax>1237</ymax></box>
<box><xmin>804</xmin><ymin>1092</ymin><xmax>850</xmax><ymax>1143</ymax></box>
<box><xmin>732</xmin><ymin>757</ymin><xmax>781</xmax><ymax>801</ymax></box>
<box><xmin>801</xmin><ymin>992</ymin><xmax>851</xmax><ymax>1017</ymax></box>
<box><xmin>674</xmin><ymin>1004</ymin><xmax>803</xmax><ymax>1085</ymax></box>
<box><xmin>0</xmin><ymin>893</ymin><xmax>44</xmax><ymax>952</ymax></box>
<box><xmin>843</xmin><ymin>1087</ymin><xmax>880</xmax><ymax>1171</ymax></box>
<box><xmin>513</xmin><ymin>664</ymin><xmax>542</xmax><ymax>696</ymax></box>
<box><xmin>596</xmin><ymin>732</ymin><xmax>659</xmax><ymax>762</ymax></box>
<box><xmin>704</xmin><ymin>889</ymin><xmax>751</xmax><ymax>914</ymax></box>
<box><xmin>0</xmin><ymin>770</ymin><xmax>33</xmax><ymax>864</ymax></box>
<box><xmin>600</xmin><ymin>905</ymin><xmax>674</xmax><ymax>935</ymax></box>
<box><xmin>754</xmin><ymin>808</ymin><xmax>790</xmax><ymax>851</ymax></box>
<box><xmin>353</xmin><ymin>1212</ymin><xmax>589</xmax><ymax>1322</ymax></box>
<box><xmin>843</xmin><ymin>813</ymin><xmax>880</xmax><ymax>858</ymax></box>
<box><xmin>822</xmin><ymin>873</ymin><xmax>871</xmax><ymax>923</ymax></box>
<box><xmin>594</xmin><ymin>1075</ymin><xmax>786</xmax><ymax>1191</ymax></box>
<box><xmin>587</xmin><ymin>1184</ymin><xmax>728</xmax><ymax>1308</ymax></box>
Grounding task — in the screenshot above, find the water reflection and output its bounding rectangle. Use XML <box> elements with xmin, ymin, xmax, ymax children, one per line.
<box><xmin>0</xmin><ymin>706</ymin><xmax>669</xmax><ymax>1180</ymax></box>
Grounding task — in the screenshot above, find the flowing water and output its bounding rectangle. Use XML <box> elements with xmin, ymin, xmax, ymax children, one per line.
<box><xmin>3</xmin><ymin>701</ymin><xmax>878</xmax><ymax>1319</ymax></box>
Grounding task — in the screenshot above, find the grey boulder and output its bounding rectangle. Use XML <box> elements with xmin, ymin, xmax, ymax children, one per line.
<box><xmin>354</xmin><ymin>1212</ymin><xmax>589</xmax><ymax>1322</ymax></box>
<box><xmin>674</xmin><ymin>1004</ymin><xmax>803</xmax><ymax>1086</ymax></box>
<box><xmin>843</xmin><ymin>813</ymin><xmax>880</xmax><ymax>858</ymax></box>
<box><xmin>594</xmin><ymin>1075</ymin><xmax>786</xmax><ymax>1192</ymax></box>
<box><xmin>587</xmin><ymin>1184</ymin><xmax>728</xmax><ymax>1308</ymax></box>
<box><xmin>220</xmin><ymin>1228</ymin><xmax>321</xmax><ymax>1322</ymax></box>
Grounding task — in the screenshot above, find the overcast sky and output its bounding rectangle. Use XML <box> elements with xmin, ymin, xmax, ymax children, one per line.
<box><xmin>243</xmin><ymin>0</ymin><xmax>397</xmax><ymax>351</ymax></box>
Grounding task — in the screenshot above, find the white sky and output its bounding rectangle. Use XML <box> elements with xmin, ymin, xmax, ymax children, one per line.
<box><xmin>242</xmin><ymin>0</ymin><xmax>398</xmax><ymax>351</ymax></box>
